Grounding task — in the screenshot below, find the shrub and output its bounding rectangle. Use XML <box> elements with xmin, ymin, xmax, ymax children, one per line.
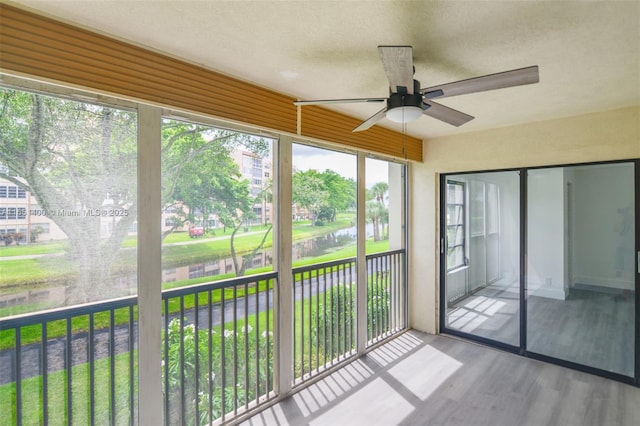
<box><xmin>163</xmin><ymin>318</ymin><xmax>273</xmax><ymax>425</ymax></box>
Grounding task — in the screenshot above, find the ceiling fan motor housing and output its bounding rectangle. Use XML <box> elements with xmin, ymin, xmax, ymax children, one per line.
<box><xmin>385</xmin><ymin>79</ymin><xmax>424</xmax><ymax>122</ymax></box>
<box><xmin>387</xmin><ymin>79</ymin><xmax>423</xmax><ymax>109</ymax></box>
<box><xmin>387</xmin><ymin>93</ymin><xmax>422</xmax><ymax>110</ymax></box>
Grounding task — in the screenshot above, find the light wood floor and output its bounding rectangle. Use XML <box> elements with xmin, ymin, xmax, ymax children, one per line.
<box><xmin>242</xmin><ymin>331</ymin><xmax>640</xmax><ymax>426</ymax></box>
<box><xmin>447</xmin><ymin>283</ymin><xmax>635</xmax><ymax>376</ymax></box>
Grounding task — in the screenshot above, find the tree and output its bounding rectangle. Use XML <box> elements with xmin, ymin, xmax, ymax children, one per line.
<box><xmin>292</xmin><ymin>170</ymin><xmax>329</xmax><ymax>226</ymax></box>
<box><xmin>162</xmin><ymin>121</ymin><xmax>245</xmax><ymax>235</ymax></box>
<box><xmin>366</xmin><ymin>182</ymin><xmax>389</xmax><ymax>241</ymax></box>
<box><xmin>161</xmin><ymin>120</ymin><xmax>247</xmax><ymax>237</ymax></box>
<box><xmin>0</xmin><ymin>89</ymin><xmax>138</xmax><ymax>303</ymax></box>
<box><xmin>316</xmin><ymin>170</ymin><xmax>356</xmax><ymax>223</ymax></box>
<box><xmin>209</xmin><ymin>168</ymin><xmax>272</xmax><ymax>277</ymax></box>
<box><xmin>292</xmin><ymin>169</ymin><xmax>355</xmax><ymax>226</ymax></box>
<box><xmin>161</xmin><ymin>119</ymin><xmax>273</xmax><ymax>276</ymax></box>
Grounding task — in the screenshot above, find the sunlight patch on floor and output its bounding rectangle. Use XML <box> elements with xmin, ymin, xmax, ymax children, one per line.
<box><xmin>309</xmin><ymin>378</ymin><xmax>414</xmax><ymax>426</ymax></box>
<box><xmin>388</xmin><ymin>345</ymin><xmax>463</xmax><ymax>401</ymax></box>
<box><xmin>292</xmin><ymin>360</ymin><xmax>374</xmax><ymax>417</ymax></box>
<box><xmin>448</xmin><ymin>296</ymin><xmax>507</xmax><ymax>333</ymax></box>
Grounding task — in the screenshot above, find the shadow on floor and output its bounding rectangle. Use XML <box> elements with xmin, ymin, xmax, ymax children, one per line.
<box><xmin>243</xmin><ymin>330</ymin><xmax>640</xmax><ymax>426</ymax></box>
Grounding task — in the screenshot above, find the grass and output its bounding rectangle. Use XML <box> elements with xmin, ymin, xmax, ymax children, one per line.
<box><xmin>0</xmin><ymin>241</ymin><xmax>69</xmax><ymax>258</ymax></box>
<box><xmin>0</xmin><ymin>256</ymin><xmax>70</xmax><ymax>288</ymax></box>
<box><xmin>0</xmin><ymin>285</ymin><xmax>366</xmax><ymax>425</ymax></box>
<box><xmin>1</xmin><ymin>309</ymin><xmax>273</xmax><ymax>425</ymax></box>
<box><xmin>0</xmin><ymin>216</ymin><xmax>354</xmax><ymax>260</ymax></box>
<box><xmin>0</xmin><ymin>307</ymin><xmax>138</xmax><ymax>352</ymax></box>
<box><xmin>0</xmin><ymin>349</ymin><xmax>138</xmax><ymax>426</ymax></box>
<box><xmin>162</xmin><ymin>224</ymin><xmax>272</xmax><ymax>244</ymax></box>
<box><xmin>0</xmin><ymin>217</ymin><xmax>356</xmax><ymax>290</ymax></box>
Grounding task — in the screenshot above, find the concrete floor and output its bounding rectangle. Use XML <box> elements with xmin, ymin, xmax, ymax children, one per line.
<box><xmin>242</xmin><ymin>330</ymin><xmax>640</xmax><ymax>426</ymax></box>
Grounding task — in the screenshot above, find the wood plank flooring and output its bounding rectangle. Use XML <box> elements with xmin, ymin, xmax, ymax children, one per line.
<box><xmin>242</xmin><ymin>331</ymin><xmax>640</xmax><ymax>426</ymax></box>
<box><xmin>447</xmin><ymin>283</ymin><xmax>635</xmax><ymax>376</ymax></box>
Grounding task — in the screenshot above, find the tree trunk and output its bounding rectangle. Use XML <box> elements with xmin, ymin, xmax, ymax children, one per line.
<box><xmin>230</xmin><ymin>223</ymin><xmax>273</xmax><ymax>276</ymax></box>
<box><xmin>372</xmin><ymin>217</ymin><xmax>380</xmax><ymax>242</ymax></box>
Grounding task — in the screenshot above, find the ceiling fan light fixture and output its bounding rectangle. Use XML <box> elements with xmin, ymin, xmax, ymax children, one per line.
<box><xmin>386</xmin><ymin>106</ymin><xmax>423</xmax><ymax>123</ymax></box>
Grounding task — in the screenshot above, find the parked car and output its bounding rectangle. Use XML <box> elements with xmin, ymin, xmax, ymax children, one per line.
<box><xmin>188</xmin><ymin>226</ymin><xmax>204</xmax><ymax>238</ymax></box>
<box><xmin>0</xmin><ymin>231</ymin><xmax>24</xmax><ymax>246</ymax></box>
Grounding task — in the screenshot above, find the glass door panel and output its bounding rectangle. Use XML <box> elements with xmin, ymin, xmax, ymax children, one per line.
<box><xmin>444</xmin><ymin>171</ymin><xmax>520</xmax><ymax>347</ymax></box>
<box><xmin>526</xmin><ymin>163</ymin><xmax>635</xmax><ymax>376</ymax></box>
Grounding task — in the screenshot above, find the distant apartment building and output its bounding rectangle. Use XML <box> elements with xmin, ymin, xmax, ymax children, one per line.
<box><xmin>0</xmin><ymin>166</ymin><xmax>66</xmax><ymax>244</ymax></box>
<box><xmin>233</xmin><ymin>149</ymin><xmax>272</xmax><ymax>226</ymax></box>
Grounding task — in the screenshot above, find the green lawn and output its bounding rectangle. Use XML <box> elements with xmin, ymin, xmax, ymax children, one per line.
<box><xmin>0</xmin><ymin>241</ymin><xmax>68</xmax><ymax>258</ymax></box>
<box><xmin>0</xmin><ymin>258</ymin><xmax>66</xmax><ymax>284</ymax></box>
<box><xmin>0</xmin><ymin>309</ymin><xmax>273</xmax><ymax>426</ymax></box>
<box><xmin>0</xmin><ymin>217</ymin><xmax>357</xmax><ymax>288</ymax></box>
<box><xmin>0</xmin><ymin>349</ymin><xmax>138</xmax><ymax>426</ymax></box>
<box><xmin>0</xmin><ymin>216</ymin><xmax>354</xmax><ymax>260</ymax></box>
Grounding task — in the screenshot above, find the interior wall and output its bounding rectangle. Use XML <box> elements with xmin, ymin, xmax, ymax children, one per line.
<box><xmin>572</xmin><ymin>163</ymin><xmax>635</xmax><ymax>290</ymax></box>
<box><xmin>409</xmin><ymin>106</ymin><xmax>640</xmax><ymax>334</ymax></box>
<box><xmin>492</xmin><ymin>173</ymin><xmax>520</xmax><ymax>284</ymax></box>
<box><xmin>527</xmin><ymin>168</ymin><xmax>567</xmax><ymax>299</ymax></box>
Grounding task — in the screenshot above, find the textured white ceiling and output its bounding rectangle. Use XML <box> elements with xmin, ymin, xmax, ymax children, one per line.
<box><xmin>9</xmin><ymin>0</ymin><xmax>640</xmax><ymax>140</ymax></box>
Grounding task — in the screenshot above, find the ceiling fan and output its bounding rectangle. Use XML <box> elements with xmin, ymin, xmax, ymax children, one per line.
<box><xmin>294</xmin><ymin>46</ymin><xmax>539</xmax><ymax>132</ymax></box>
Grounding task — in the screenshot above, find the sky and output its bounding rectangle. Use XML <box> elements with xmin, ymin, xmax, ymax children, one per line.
<box><xmin>292</xmin><ymin>143</ymin><xmax>390</xmax><ymax>186</ymax></box>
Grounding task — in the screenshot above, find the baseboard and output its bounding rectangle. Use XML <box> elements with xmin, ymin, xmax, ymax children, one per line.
<box><xmin>572</xmin><ymin>274</ymin><xmax>633</xmax><ymax>291</ymax></box>
<box><xmin>532</xmin><ymin>286</ymin><xmax>567</xmax><ymax>300</ymax></box>
<box><xmin>572</xmin><ymin>283</ymin><xmax>630</xmax><ymax>295</ymax></box>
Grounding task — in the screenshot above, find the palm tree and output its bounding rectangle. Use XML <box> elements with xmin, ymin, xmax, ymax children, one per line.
<box><xmin>367</xmin><ymin>182</ymin><xmax>389</xmax><ymax>241</ymax></box>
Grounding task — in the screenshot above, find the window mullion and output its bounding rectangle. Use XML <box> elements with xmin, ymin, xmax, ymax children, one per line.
<box><xmin>137</xmin><ymin>104</ymin><xmax>163</xmax><ymax>426</ymax></box>
<box><xmin>356</xmin><ymin>153</ymin><xmax>367</xmax><ymax>353</ymax></box>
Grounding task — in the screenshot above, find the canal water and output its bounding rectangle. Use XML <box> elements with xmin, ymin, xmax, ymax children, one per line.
<box><xmin>0</xmin><ymin>225</ymin><xmax>365</xmax><ymax>312</ymax></box>
<box><xmin>167</xmin><ymin>226</ymin><xmax>359</xmax><ymax>282</ymax></box>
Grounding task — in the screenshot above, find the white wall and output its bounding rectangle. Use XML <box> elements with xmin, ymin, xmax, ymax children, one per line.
<box><xmin>527</xmin><ymin>168</ymin><xmax>567</xmax><ymax>299</ymax></box>
<box><xmin>409</xmin><ymin>106</ymin><xmax>640</xmax><ymax>334</ymax></box>
<box><xmin>571</xmin><ymin>163</ymin><xmax>635</xmax><ymax>290</ymax></box>
<box><xmin>495</xmin><ymin>173</ymin><xmax>521</xmax><ymax>284</ymax></box>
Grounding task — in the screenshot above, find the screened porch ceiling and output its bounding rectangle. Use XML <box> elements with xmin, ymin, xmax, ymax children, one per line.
<box><xmin>10</xmin><ymin>0</ymin><xmax>640</xmax><ymax>141</ymax></box>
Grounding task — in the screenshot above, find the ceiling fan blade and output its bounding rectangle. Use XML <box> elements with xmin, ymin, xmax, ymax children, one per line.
<box><xmin>378</xmin><ymin>45</ymin><xmax>415</xmax><ymax>94</ymax></box>
<box><xmin>294</xmin><ymin>97</ymin><xmax>386</xmax><ymax>106</ymax></box>
<box><xmin>353</xmin><ymin>107</ymin><xmax>387</xmax><ymax>132</ymax></box>
<box><xmin>423</xmin><ymin>89</ymin><xmax>444</xmax><ymax>100</ymax></box>
<box><xmin>421</xmin><ymin>66</ymin><xmax>539</xmax><ymax>99</ymax></box>
<box><xmin>423</xmin><ymin>101</ymin><xmax>474</xmax><ymax>127</ymax></box>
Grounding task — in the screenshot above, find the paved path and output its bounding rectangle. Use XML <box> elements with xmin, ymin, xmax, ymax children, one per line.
<box><xmin>0</xmin><ymin>252</ymin><xmax>65</xmax><ymax>261</ymax></box>
<box><xmin>0</xmin><ymin>231</ymin><xmax>268</xmax><ymax>261</ymax></box>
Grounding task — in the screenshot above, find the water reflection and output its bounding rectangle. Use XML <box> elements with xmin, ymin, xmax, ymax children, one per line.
<box><xmin>293</xmin><ymin>227</ymin><xmax>356</xmax><ymax>259</ymax></box>
<box><xmin>163</xmin><ymin>228</ymin><xmax>357</xmax><ymax>283</ymax></box>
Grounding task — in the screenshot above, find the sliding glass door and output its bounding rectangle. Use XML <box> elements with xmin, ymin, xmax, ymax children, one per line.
<box><xmin>441</xmin><ymin>160</ymin><xmax>637</xmax><ymax>382</ymax></box>
<box><xmin>527</xmin><ymin>163</ymin><xmax>635</xmax><ymax>376</ymax></box>
<box><xmin>442</xmin><ymin>171</ymin><xmax>520</xmax><ymax>348</ymax></box>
